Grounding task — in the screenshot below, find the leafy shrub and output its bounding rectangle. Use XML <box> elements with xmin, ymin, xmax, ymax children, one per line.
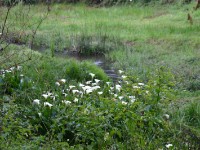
<box><xmin>181</xmin><ymin>102</ymin><xmax>200</xmax><ymax>128</ymax></box>
<box><xmin>1</xmin><ymin>65</ymin><xmax>179</xmax><ymax>149</ymax></box>
<box><xmin>0</xmin><ymin>66</ymin><xmax>33</xmax><ymax>95</ymax></box>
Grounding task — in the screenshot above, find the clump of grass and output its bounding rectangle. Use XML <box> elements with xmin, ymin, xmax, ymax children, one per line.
<box><xmin>170</xmin><ymin>99</ymin><xmax>200</xmax><ymax>138</ymax></box>
<box><xmin>72</xmin><ymin>34</ymin><xmax>121</xmax><ymax>56</ymax></box>
<box><xmin>182</xmin><ymin>101</ymin><xmax>200</xmax><ymax>128</ymax></box>
<box><xmin>65</xmin><ymin>60</ymin><xmax>109</xmax><ymax>82</ymax></box>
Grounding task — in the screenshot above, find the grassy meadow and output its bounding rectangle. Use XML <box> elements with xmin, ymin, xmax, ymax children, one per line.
<box><xmin>0</xmin><ymin>1</ymin><xmax>200</xmax><ymax>149</ymax></box>
<box><xmin>5</xmin><ymin>2</ymin><xmax>199</xmax><ymax>91</ymax></box>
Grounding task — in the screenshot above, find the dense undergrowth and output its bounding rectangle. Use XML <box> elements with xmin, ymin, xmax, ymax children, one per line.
<box><xmin>0</xmin><ymin>49</ymin><xmax>178</xmax><ymax>149</ymax></box>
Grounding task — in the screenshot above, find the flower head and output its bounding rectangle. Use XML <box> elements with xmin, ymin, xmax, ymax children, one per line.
<box><xmin>72</xmin><ymin>90</ymin><xmax>79</xmax><ymax>94</ymax></box>
<box><xmin>62</xmin><ymin>100</ymin><xmax>71</xmax><ymax>105</ymax></box>
<box><xmin>122</xmin><ymin>75</ymin><xmax>127</xmax><ymax>79</ymax></box>
<box><xmin>79</xmin><ymin>83</ymin><xmax>85</xmax><ymax>87</ymax></box>
<box><xmin>33</xmin><ymin>99</ymin><xmax>40</xmax><ymax>105</ymax></box>
<box><xmin>86</xmin><ymin>81</ymin><xmax>92</xmax><ymax>85</ymax></box>
<box><xmin>98</xmin><ymin>91</ymin><xmax>103</xmax><ymax>95</ymax></box>
<box><xmin>42</xmin><ymin>94</ymin><xmax>49</xmax><ymax>99</ymax></box>
<box><xmin>55</xmin><ymin>82</ymin><xmax>60</xmax><ymax>86</ymax></box>
<box><xmin>73</xmin><ymin>98</ymin><xmax>79</xmax><ymax>103</ymax></box>
<box><xmin>118</xmin><ymin>70</ymin><xmax>124</xmax><ymax>74</ymax></box>
<box><xmin>122</xmin><ymin>101</ymin><xmax>128</xmax><ymax>105</ymax></box>
<box><xmin>106</xmin><ymin>82</ymin><xmax>111</xmax><ymax>86</ymax></box>
<box><xmin>94</xmin><ymin>79</ymin><xmax>100</xmax><ymax>83</ymax></box>
<box><xmin>44</xmin><ymin>102</ymin><xmax>53</xmax><ymax>108</ymax></box>
<box><xmin>138</xmin><ymin>83</ymin><xmax>145</xmax><ymax>86</ymax></box>
<box><xmin>115</xmin><ymin>84</ymin><xmax>121</xmax><ymax>92</ymax></box>
<box><xmin>118</xmin><ymin>96</ymin><xmax>124</xmax><ymax>100</ymax></box>
<box><xmin>69</xmin><ymin>85</ymin><xmax>76</xmax><ymax>89</ymax></box>
<box><xmin>165</xmin><ymin>144</ymin><xmax>173</xmax><ymax>148</ymax></box>
<box><xmin>89</xmin><ymin>73</ymin><xmax>95</xmax><ymax>79</ymax></box>
<box><xmin>60</xmin><ymin>79</ymin><xmax>66</xmax><ymax>84</ymax></box>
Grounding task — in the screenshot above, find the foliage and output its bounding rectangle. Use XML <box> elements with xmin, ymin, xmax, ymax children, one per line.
<box><xmin>0</xmin><ymin>64</ymin><xmax>179</xmax><ymax>149</ymax></box>
<box><xmin>65</xmin><ymin>60</ymin><xmax>109</xmax><ymax>82</ymax></box>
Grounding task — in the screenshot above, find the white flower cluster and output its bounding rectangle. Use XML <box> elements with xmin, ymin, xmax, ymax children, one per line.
<box><xmin>32</xmin><ymin>71</ymin><xmax>149</xmax><ymax>115</ymax></box>
<box><xmin>0</xmin><ymin>66</ymin><xmax>23</xmax><ymax>78</ymax></box>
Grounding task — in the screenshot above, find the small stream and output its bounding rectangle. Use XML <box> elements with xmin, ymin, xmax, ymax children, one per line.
<box><xmin>57</xmin><ymin>50</ymin><xmax>121</xmax><ymax>81</ymax></box>
<box><xmin>31</xmin><ymin>44</ymin><xmax>120</xmax><ymax>81</ymax></box>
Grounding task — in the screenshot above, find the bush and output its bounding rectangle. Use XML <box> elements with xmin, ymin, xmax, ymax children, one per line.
<box><xmin>1</xmin><ymin>66</ymin><xmax>179</xmax><ymax>149</ymax></box>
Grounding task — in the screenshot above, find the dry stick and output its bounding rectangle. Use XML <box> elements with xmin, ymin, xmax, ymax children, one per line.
<box><xmin>187</xmin><ymin>13</ymin><xmax>193</xmax><ymax>25</ymax></box>
<box><xmin>29</xmin><ymin>8</ymin><xmax>49</xmax><ymax>49</ymax></box>
<box><xmin>195</xmin><ymin>0</ymin><xmax>200</xmax><ymax>10</ymax></box>
<box><xmin>0</xmin><ymin>6</ymin><xmax>11</xmax><ymax>38</ymax></box>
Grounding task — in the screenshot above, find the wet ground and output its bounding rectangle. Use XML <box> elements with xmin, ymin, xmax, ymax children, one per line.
<box><xmin>58</xmin><ymin>50</ymin><xmax>120</xmax><ymax>81</ymax></box>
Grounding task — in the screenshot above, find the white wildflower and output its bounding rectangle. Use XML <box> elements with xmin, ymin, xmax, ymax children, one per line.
<box><xmin>69</xmin><ymin>85</ymin><xmax>76</xmax><ymax>89</ymax></box>
<box><xmin>124</xmin><ymin>81</ymin><xmax>129</xmax><ymax>84</ymax></box>
<box><xmin>17</xmin><ymin>66</ymin><xmax>22</xmax><ymax>70</ymax></box>
<box><xmin>118</xmin><ymin>70</ymin><xmax>124</xmax><ymax>74</ymax></box>
<box><xmin>79</xmin><ymin>91</ymin><xmax>83</xmax><ymax>97</ymax></box>
<box><xmin>94</xmin><ymin>79</ymin><xmax>100</xmax><ymax>83</ymax></box>
<box><xmin>89</xmin><ymin>73</ymin><xmax>95</xmax><ymax>78</ymax></box>
<box><xmin>55</xmin><ymin>82</ymin><xmax>60</xmax><ymax>86</ymax></box>
<box><xmin>46</xmin><ymin>91</ymin><xmax>53</xmax><ymax>96</ymax></box>
<box><xmin>130</xmin><ymin>99</ymin><xmax>136</xmax><ymax>103</ymax></box>
<box><xmin>110</xmin><ymin>87</ymin><xmax>114</xmax><ymax>90</ymax></box>
<box><xmin>114</xmin><ymin>94</ymin><xmax>118</xmax><ymax>98</ymax></box>
<box><xmin>165</xmin><ymin>144</ymin><xmax>173</xmax><ymax>148</ymax></box>
<box><xmin>92</xmin><ymin>83</ymin><xmax>97</xmax><ymax>86</ymax></box>
<box><xmin>86</xmin><ymin>81</ymin><xmax>92</xmax><ymax>85</ymax></box>
<box><xmin>146</xmin><ymin>90</ymin><xmax>149</xmax><ymax>94</ymax></box>
<box><xmin>51</xmin><ymin>96</ymin><xmax>56</xmax><ymax>101</ymax></box>
<box><xmin>9</xmin><ymin>67</ymin><xmax>15</xmax><ymax>71</ymax></box>
<box><xmin>86</xmin><ymin>89</ymin><xmax>93</xmax><ymax>94</ymax></box>
<box><xmin>33</xmin><ymin>99</ymin><xmax>40</xmax><ymax>105</ymax></box>
<box><xmin>129</xmin><ymin>96</ymin><xmax>136</xmax><ymax>103</ymax></box>
<box><xmin>122</xmin><ymin>101</ymin><xmax>128</xmax><ymax>105</ymax></box>
<box><xmin>104</xmin><ymin>132</ymin><xmax>109</xmax><ymax>141</ymax></box>
<box><xmin>129</xmin><ymin>96</ymin><xmax>135</xmax><ymax>99</ymax></box>
<box><xmin>116</xmin><ymin>84</ymin><xmax>121</xmax><ymax>92</ymax></box>
<box><xmin>79</xmin><ymin>83</ymin><xmax>85</xmax><ymax>87</ymax></box>
<box><xmin>122</xmin><ymin>75</ymin><xmax>127</xmax><ymax>79</ymax></box>
<box><xmin>118</xmin><ymin>96</ymin><xmax>124</xmax><ymax>100</ymax></box>
<box><xmin>106</xmin><ymin>82</ymin><xmax>111</xmax><ymax>86</ymax></box>
<box><xmin>92</xmin><ymin>86</ymin><xmax>101</xmax><ymax>90</ymax></box>
<box><xmin>44</xmin><ymin>102</ymin><xmax>53</xmax><ymax>108</ymax></box>
<box><xmin>82</xmin><ymin>86</ymin><xmax>92</xmax><ymax>92</ymax></box>
<box><xmin>62</xmin><ymin>100</ymin><xmax>71</xmax><ymax>105</ymax></box>
<box><xmin>133</xmin><ymin>86</ymin><xmax>139</xmax><ymax>89</ymax></box>
<box><xmin>72</xmin><ymin>90</ymin><xmax>79</xmax><ymax>94</ymax></box>
<box><xmin>138</xmin><ymin>83</ymin><xmax>145</xmax><ymax>86</ymax></box>
<box><xmin>62</xmin><ymin>93</ymin><xmax>68</xmax><ymax>97</ymax></box>
<box><xmin>163</xmin><ymin>114</ymin><xmax>170</xmax><ymax>120</ymax></box>
<box><xmin>73</xmin><ymin>98</ymin><xmax>78</xmax><ymax>103</ymax></box>
<box><xmin>60</xmin><ymin>79</ymin><xmax>66</xmax><ymax>83</ymax></box>
<box><xmin>42</xmin><ymin>94</ymin><xmax>49</xmax><ymax>99</ymax></box>
<box><xmin>5</xmin><ymin>70</ymin><xmax>12</xmax><ymax>73</ymax></box>
<box><xmin>38</xmin><ymin>113</ymin><xmax>42</xmax><ymax>117</ymax></box>
<box><xmin>98</xmin><ymin>91</ymin><xmax>103</xmax><ymax>95</ymax></box>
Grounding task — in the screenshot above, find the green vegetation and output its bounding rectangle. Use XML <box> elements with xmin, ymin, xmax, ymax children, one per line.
<box><xmin>1</xmin><ymin>1</ymin><xmax>200</xmax><ymax>149</ymax></box>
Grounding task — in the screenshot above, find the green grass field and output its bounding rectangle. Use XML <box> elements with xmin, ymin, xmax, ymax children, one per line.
<box><xmin>4</xmin><ymin>2</ymin><xmax>199</xmax><ymax>91</ymax></box>
<box><xmin>1</xmin><ymin>2</ymin><xmax>200</xmax><ymax>149</ymax></box>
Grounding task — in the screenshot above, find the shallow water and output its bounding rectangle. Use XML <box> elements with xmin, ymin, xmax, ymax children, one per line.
<box><xmin>31</xmin><ymin>43</ymin><xmax>120</xmax><ymax>81</ymax></box>
<box><xmin>57</xmin><ymin>51</ymin><xmax>120</xmax><ymax>81</ymax></box>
